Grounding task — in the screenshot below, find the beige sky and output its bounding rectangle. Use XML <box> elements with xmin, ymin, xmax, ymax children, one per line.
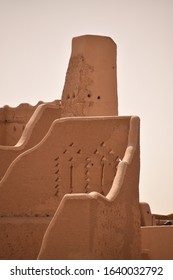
<box><xmin>0</xmin><ymin>0</ymin><xmax>173</xmax><ymax>214</ymax></box>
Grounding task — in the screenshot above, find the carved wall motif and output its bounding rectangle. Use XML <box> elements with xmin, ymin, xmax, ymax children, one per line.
<box><xmin>52</xmin><ymin>137</ymin><xmax>123</xmax><ymax>198</ymax></box>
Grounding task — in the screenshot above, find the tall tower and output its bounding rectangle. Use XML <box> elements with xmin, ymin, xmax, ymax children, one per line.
<box><xmin>61</xmin><ymin>35</ymin><xmax>118</xmax><ymax>116</ymax></box>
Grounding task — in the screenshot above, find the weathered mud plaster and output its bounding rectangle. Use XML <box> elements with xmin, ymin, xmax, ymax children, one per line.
<box><xmin>62</xmin><ymin>35</ymin><xmax>118</xmax><ymax>116</ymax></box>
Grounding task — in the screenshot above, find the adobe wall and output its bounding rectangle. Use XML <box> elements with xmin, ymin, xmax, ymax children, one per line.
<box><xmin>141</xmin><ymin>226</ymin><xmax>173</xmax><ymax>259</ymax></box>
<box><xmin>0</xmin><ymin>103</ymin><xmax>42</xmax><ymax>146</ymax></box>
<box><xmin>38</xmin><ymin>116</ymin><xmax>140</xmax><ymax>260</ymax></box>
<box><xmin>140</xmin><ymin>202</ymin><xmax>156</xmax><ymax>226</ymax></box>
<box><xmin>154</xmin><ymin>213</ymin><xmax>173</xmax><ymax>225</ymax></box>
<box><xmin>0</xmin><ymin>117</ymin><xmax>130</xmax><ymax>216</ymax></box>
<box><xmin>62</xmin><ymin>35</ymin><xmax>118</xmax><ymax>117</ymax></box>
<box><xmin>0</xmin><ymin>36</ymin><xmax>141</xmax><ymax>260</ymax></box>
<box><xmin>0</xmin><ymin>100</ymin><xmax>59</xmax><ymax>146</ymax></box>
<box><xmin>0</xmin><ymin>103</ymin><xmax>62</xmax><ymax>180</ymax></box>
<box><xmin>91</xmin><ymin>117</ymin><xmax>140</xmax><ymax>259</ymax></box>
<box><xmin>0</xmin><ymin>117</ymin><xmax>131</xmax><ymax>259</ymax></box>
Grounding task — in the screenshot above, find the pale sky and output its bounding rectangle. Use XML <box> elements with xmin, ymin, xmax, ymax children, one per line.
<box><xmin>0</xmin><ymin>0</ymin><xmax>173</xmax><ymax>214</ymax></box>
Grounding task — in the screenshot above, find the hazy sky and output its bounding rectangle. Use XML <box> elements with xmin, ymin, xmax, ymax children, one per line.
<box><xmin>0</xmin><ymin>0</ymin><xmax>173</xmax><ymax>214</ymax></box>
